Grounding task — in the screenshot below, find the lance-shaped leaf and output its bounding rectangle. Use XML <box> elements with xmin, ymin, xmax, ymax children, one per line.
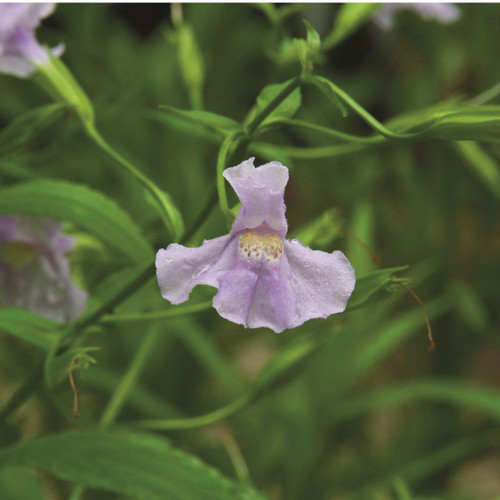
<box><xmin>154</xmin><ymin>106</ymin><xmax>243</xmax><ymax>140</ymax></box>
<box><xmin>323</xmin><ymin>3</ymin><xmax>382</xmax><ymax>50</ymax></box>
<box><xmin>0</xmin><ymin>429</ymin><xmax>268</xmax><ymax>500</ymax></box>
<box><xmin>0</xmin><ymin>308</ymin><xmax>61</xmax><ymax>350</ymax></box>
<box><xmin>306</xmin><ymin>74</ymin><xmax>349</xmax><ymax>117</ymax></box>
<box><xmin>387</xmin><ymin>104</ymin><xmax>500</xmax><ymax>142</ymax></box>
<box><xmin>0</xmin><ymin>180</ymin><xmax>153</xmax><ymax>263</ymax></box>
<box><xmin>329</xmin><ymin>379</ymin><xmax>500</xmax><ymax>423</ymax></box>
<box><xmin>0</xmin><ymin>103</ymin><xmax>66</xmax><ymax>156</ymax></box>
<box><xmin>173</xmin><ymin>23</ymin><xmax>205</xmax><ymax>109</ymax></box>
<box><xmin>245</xmin><ymin>79</ymin><xmax>302</xmax><ymax>133</ymax></box>
<box><xmin>346</xmin><ymin>266</ymin><xmax>411</xmax><ymax>311</ymax></box>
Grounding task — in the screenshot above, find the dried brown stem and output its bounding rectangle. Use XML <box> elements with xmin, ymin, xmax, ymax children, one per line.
<box><xmin>340</xmin><ymin>227</ymin><xmax>379</xmax><ymax>265</ymax></box>
<box><xmin>400</xmin><ymin>283</ymin><xmax>435</xmax><ymax>352</ymax></box>
<box><xmin>69</xmin><ymin>358</ymin><xmax>80</xmax><ymax>418</ymax></box>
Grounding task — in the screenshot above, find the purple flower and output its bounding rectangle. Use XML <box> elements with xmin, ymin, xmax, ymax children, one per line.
<box><xmin>0</xmin><ymin>216</ymin><xmax>87</xmax><ymax>322</ymax></box>
<box><xmin>373</xmin><ymin>3</ymin><xmax>461</xmax><ymax>31</ymax></box>
<box><xmin>0</xmin><ymin>3</ymin><xmax>62</xmax><ymax>77</ymax></box>
<box><xmin>156</xmin><ymin>159</ymin><xmax>355</xmax><ymax>333</ymax></box>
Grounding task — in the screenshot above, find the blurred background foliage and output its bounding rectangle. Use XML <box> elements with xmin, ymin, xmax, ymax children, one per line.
<box><xmin>0</xmin><ymin>3</ymin><xmax>499</xmax><ymax>500</ymax></box>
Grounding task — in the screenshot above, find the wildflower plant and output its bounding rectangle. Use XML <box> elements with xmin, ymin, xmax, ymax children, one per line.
<box><xmin>0</xmin><ymin>4</ymin><xmax>499</xmax><ymax>500</ymax></box>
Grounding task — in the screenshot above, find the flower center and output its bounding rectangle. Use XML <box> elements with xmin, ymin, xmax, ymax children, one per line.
<box><xmin>238</xmin><ymin>231</ymin><xmax>283</xmax><ymax>265</ymax></box>
<box><xmin>0</xmin><ymin>241</ymin><xmax>37</xmax><ymax>270</ymax></box>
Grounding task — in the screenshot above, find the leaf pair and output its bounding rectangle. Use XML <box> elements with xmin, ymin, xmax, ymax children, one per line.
<box><xmin>155</xmin><ymin>78</ymin><xmax>302</xmax><ymax>141</ymax></box>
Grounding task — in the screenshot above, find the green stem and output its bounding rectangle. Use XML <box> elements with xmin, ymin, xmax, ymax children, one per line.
<box><xmin>99</xmin><ymin>329</ymin><xmax>162</xmax><ymax>426</ymax></box>
<box><xmin>35</xmin><ymin>55</ymin><xmax>181</xmax><ymax>239</ymax></box>
<box><xmin>58</xmin><ymin>264</ymin><xmax>155</xmax><ymax>351</ymax></box>
<box><xmin>135</xmin><ymin>394</ymin><xmax>252</xmax><ymax>430</ymax></box>
<box><xmin>100</xmin><ymin>300</ymin><xmax>212</xmax><ymax>323</ymax></box>
<box><xmin>180</xmin><ymin>185</ymin><xmax>218</xmax><ymax>244</ymax></box>
<box><xmin>392</xmin><ymin>477</ymin><xmax>413</xmax><ymax>500</ymax></box>
<box><xmin>0</xmin><ymin>362</ymin><xmax>43</xmax><ymax>426</ymax></box>
<box><xmin>216</xmin><ymin>76</ymin><xmax>303</xmax><ymax>219</ymax></box>
<box><xmin>34</xmin><ymin>53</ymin><xmax>94</xmax><ymax>124</ymax></box>
<box><xmin>246</xmin><ymin>77</ymin><xmax>302</xmax><ymax>135</ymax></box>
<box><xmin>69</xmin><ymin>486</ymin><xmax>84</xmax><ymax>500</ymax></box>
<box><xmin>72</xmin><ymin>329</ymin><xmax>163</xmax><ymax>499</ymax></box>
<box><xmin>221</xmin><ymin>434</ymin><xmax>252</xmax><ymax>484</ymax></box>
<box><xmin>216</xmin><ymin>134</ymin><xmax>238</xmax><ymax>216</ymax></box>
<box><xmin>251</xmin><ymin>141</ymin><xmax>370</xmax><ymax>159</ymax></box>
<box><xmin>468</xmin><ymin>81</ymin><xmax>500</xmax><ymax>105</ymax></box>
<box><xmin>281</xmin><ymin>118</ymin><xmax>385</xmax><ymax>144</ymax></box>
<box><xmin>84</xmin><ymin>124</ymin><xmax>180</xmax><ymax>239</ymax></box>
<box><xmin>307</xmin><ymin>75</ymin><xmax>422</xmax><ymax>141</ymax></box>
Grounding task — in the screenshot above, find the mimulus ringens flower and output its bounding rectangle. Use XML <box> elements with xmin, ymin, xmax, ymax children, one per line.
<box><xmin>373</xmin><ymin>3</ymin><xmax>461</xmax><ymax>31</ymax></box>
<box><xmin>156</xmin><ymin>159</ymin><xmax>355</xmax><ymax>333</ymax></box>
<box><xmin>0</xmin><ymin>216</ymin><xmax>87</xmax><ymax>322</ymax></box>
<box><xmin>0</xmin><ymin>3</ymin><xmax>62</xmax><ymax>77</ymax></box>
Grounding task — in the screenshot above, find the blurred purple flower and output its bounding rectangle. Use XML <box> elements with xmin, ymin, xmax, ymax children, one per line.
<box><xmin>0</xmin><ymin>216</ymin><xmax>87</xmax><ymax>322</ymax></box>
<box><xmin>0</xmin><ymin>3</ymin><xmax>62</xmax><ymax>77</ymax></box>
<box><xmin>156</xmin><ymin>159</ymin><xmax>355</xmax><ymax>333</ymax></box>
<box><xmin>373</xmin><ymin>3</ymin><xmax>461</xmax><ymax>31</ymax></box>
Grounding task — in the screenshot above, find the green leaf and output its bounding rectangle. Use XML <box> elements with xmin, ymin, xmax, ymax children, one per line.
<box><xmin>306</xmin><ymin>74</ymin><xmax>349</xmax><ymax>117</ymax></box>
<box><xmin>304</xmin><ymin>20</ymin><xmax>321</xmax><ymax>53</ymax></box>
<box><xmin>0</xmin><ymin>429</ymin><xmax>268</xmax><ymax>500</ymax></box>
<box><xmin>451</xmin><ymin>281</ymin><xmax>490</xmax><ymax>333</ymax></box>
<box><xmin>352</xmin><ymin>296</ymin><xmax>452</xmax><ymax>378</ymax></box>
<box><xmin>390</xmin><ymin>434</ymin><xmax>493</xmax><ymax>486</ymax></box>
<box><xmin>253</xmin><ymin>334</ymin><xmax>321</xmax><ymax>395</ymax></box>
<box><xmin>173</xmin><ymin>317</ymin><xmax>246</xmax><ymax>397</ymax></box>
<box><xmin>0</xmin><ymin>161</ymin><xmax>39</xmax><ymax>180</ymax></box>
<box><xmin>45</xmin><ymin>346</ymin><xmax>99</xmax><ymax>387</ymax></box>
<box><xmin>0</xmin><ymin>308</ymin><xmax>61</xmax><ymax>350</ymax></box>
<box><xmin>293</xmin><ymin>20</ymin><xmax>321</xmax><ymax>73</ymax></box>
<box><xmin>454</xmin><ymin>141</ymin><xmax>500</xmax><ymax>200</ymax></box>
<box><xmin>34</xmin><ymin>54</ymin><xmax>94</xmax><ymax>125</ymax></box>
<box><xmin>338</xmin><ymin>433</ymin><xmax>492</xmax><ymax>494</ymax></box>
<box><xmin>291</xmin><ymin>208</ymin><xmax>343</xmax><ymax>248</ymax></box>
<box><xmin>346</xmin><ymin>266</ymin><xmax>411</xmax><ymax>311</ymax></box>
<box><xmin>0</xmin><ymin>103</ymin><xmax>66</xmax><ymax>156</ymax></box>
<box><xmin>82</xmin><ymin>266</ymin><xmax>149</xmax><ymax>320</ymax></box>
<box><xmin>387</xmin><ymin>104</ymin><xmax>500</xmax><ymax>142</ymax></box>
<box><xmin>429</xmin><ymin>107</ymin><xmax>500</xmax><ymax>141</ymax></box>
<box><xmin>158</xmin><ymin>106</ymin><xmax>243</xmax><ymax>138</ymax></box>
<box><xmin>246</xmin><ymin>80</ymin><xmax>302</xmax><ymax>132</ymax></box>
<box><xmin>147</xmin><ymin>109</ymin><xmax>220</xmax><ymax>143</ymax></box>
<box><xmin>0</xmin><ymin>466</ymin><xmax>43</xmax><ymax>500</ymax></box>
<box><xmin>151</xmin><ymin>188</ymin><xmax>185</xmax><ymax>242</ymax></box>
<box><xmin>253</xmin><ymin>3</ymin><xmax>308</xmax><ymax>25</ymax></box>
<box><xmin>252</xmin><ymin>3</ymin><xmax>280</xmax><ymax>24</ymax></box>
<box><xmin>323</xmin><ymin>3</ymin><xmax>381</xmax><ymax>50</ymax></box>
<box><xmin>249</xmin><ymin>141</ymin><xmax>294</xmax><ymax>165</ymax></box>
<box><xmin>293</xmin><ymin>38</ymin><xmax>309</xmax><ymax>69</ymax></box>
<box><xmin>152</xmin><ymin>106</ymin><xmax>243</xmax><ymax>150</ymax></box>
<box><xmin>0</xmin><ymin>180</ymin><xmax>153</xmax><ymax>263</ymax></box>
<box><xmin>316</xmin><ymin>296</ymin><xmax>453</xmax><ymax>400</ymax></box>
<box><xmin>175</xmin><ymin>24</ymin><xmax>205</xmax><ymax>110</ymax></box>
<box><xmin>329</xmin><ymin>379</ymin><xmax>500</xmax><ymax>423</ymax></box>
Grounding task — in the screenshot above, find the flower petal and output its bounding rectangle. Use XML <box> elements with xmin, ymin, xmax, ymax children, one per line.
<box><xmin>282</xmin><ymin>239</ymin><xmax>355</xmax><ymax>324</ymax></box>
<box><xmin>0</xmin><ymin>4</ymin><xmax>55</xmax><ymax>35</ymax></box>
<box><xmin>211</xmin><ymin>234</ymin><xmax>293</xmax><ymax>332</ymax></box>
<box><xmin>0</xmin><ymin>53</ymin><xmax>35</xmax><ymax>77</ymax></box>
<box><xmin>0</xmin><ymin>216</ymin><xmax>18</xmax><ymax>241</ymax></box>
<box><xmin>224</xmin><ymin>158</ymin><xmax>289</xmax><ymax>236</ymax></box>
<box><xmin>212</xmin><ymin>267</ymin><xmax>262</xmax><ymax>328</ymax></box>
<box><xmin>373</xmin><ymin>3</ymin><xmax>461</xmax><ymax>31</ymax></box>
<box><xmin>155</xmin><ymin>234</ymin><xmax>236</xmax><ymax>305</ymax></box>
<box><xmin>0</xmin><ymin>215</ymin><xmax>87</xmax><ymax>322</ymax></box>
<box><xmin>213</xmin><ymin>240</ymin><xmax>355</xmax><ymax>333</ymax></box>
